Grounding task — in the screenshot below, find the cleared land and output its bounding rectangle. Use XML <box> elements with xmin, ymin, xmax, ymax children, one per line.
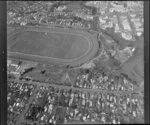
<box><xmin>7</xmin><ymin>26</ymin><xmax>99</xmax><ymax>66</ymax></box>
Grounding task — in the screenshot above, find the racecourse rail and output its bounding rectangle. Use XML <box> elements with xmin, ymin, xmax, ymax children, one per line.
<box><xmin>7</xmin><ymin>26</ymin><xmax>99</xmax><ymax>67</ymax></box>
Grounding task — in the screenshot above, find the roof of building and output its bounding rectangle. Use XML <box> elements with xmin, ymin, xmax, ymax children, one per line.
<box><xmin>8</xmin><ymin>65</ymin><xmax>17</xmax><ymax>72</ymax></box>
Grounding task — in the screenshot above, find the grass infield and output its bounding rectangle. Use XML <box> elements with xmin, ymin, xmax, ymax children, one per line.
<box><xmin>7</xmin><ymin>26</ymin><xmax>99</xmax><ymax>66</ymax></box>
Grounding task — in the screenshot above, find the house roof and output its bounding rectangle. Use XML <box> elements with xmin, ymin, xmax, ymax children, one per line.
<box><xmin>8</xmin><ymin>65</ymin><xmax>17</xmax><ymax>72</ymax></box>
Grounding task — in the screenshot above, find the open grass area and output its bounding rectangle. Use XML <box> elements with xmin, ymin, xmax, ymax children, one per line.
<box><xmin>8</xmin><ymin>30</ymin><xmax>89</xmax><ymax>59</ymax></box>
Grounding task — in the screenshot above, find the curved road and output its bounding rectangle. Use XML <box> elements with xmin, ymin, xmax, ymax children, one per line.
<box><xmin>8</xmin><ymin>25</ymin><xmax>144</xmax><ymax>85</ymax></box>
<box><xmin>90</xmin><ymin>27</ymin><xmax>144</xmax><ymax>86</ymax></box>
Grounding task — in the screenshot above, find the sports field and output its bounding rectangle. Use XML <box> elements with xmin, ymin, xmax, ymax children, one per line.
<box><xmin>8</xmin><ymin>31</ymin><xmax>89</xmax><ymax>59</ymax></box>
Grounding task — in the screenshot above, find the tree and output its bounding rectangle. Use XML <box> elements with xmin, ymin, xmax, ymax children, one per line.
<box><xmin>22</xmin><ymin>67</ymin><xmax>35</xmax><ymax>75</ymax></box>
<box><xmin>41</xmin><ymin>70</ymin><xmax>46</xmax><ymax>74</ymax></box>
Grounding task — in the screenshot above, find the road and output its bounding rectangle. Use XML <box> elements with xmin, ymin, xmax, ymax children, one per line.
<box><xmin>8</xmin><ymin>24</ymin><xmax>144</xmax><ymax>92</ymax></box>
<box><xmin>9</xmin><ymin>77</ymin><xmax>142</xmax><ymax>124</ymax></box>
<box><xmin>8</xmin><ymin>79</ymin><xmax>140</xmax><ymax>97</ymax></box>
<box><xmin>16</xmin><ymin>84</ymin><xmax>41</xmax><ymax>125</ymax></box>
<box><xmin>8</xmin><ymin>24</ymin><xmax>144</xmax><ymax>124</ymax></box>
<box><xmin>88</xmin><ymin>27</ymin><xmax>144</xmax><ymax>86</ymax></box>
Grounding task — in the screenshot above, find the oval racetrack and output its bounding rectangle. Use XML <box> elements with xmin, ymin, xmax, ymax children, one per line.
<box><xmin>7</xmin><ymin>26</ymin><xmax>99</xmax><ymax>66</ymax></box>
